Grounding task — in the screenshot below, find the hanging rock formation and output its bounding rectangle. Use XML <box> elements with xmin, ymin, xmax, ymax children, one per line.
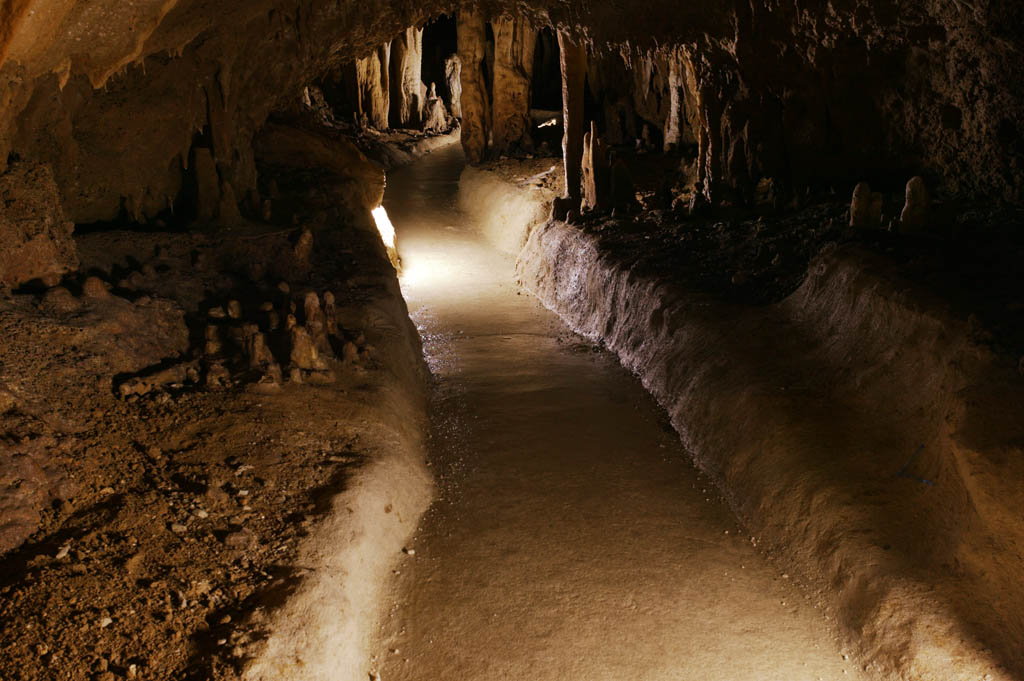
<box><xmin>357</xmin><ymin>44</ymin><xmax>392</xmax><ymax>130</ymax></box>
<box><xmin>389</xmin><ymin>27</ymin><xmax>425</xmax><ymax>129</ymax></box>
<box><xmin>457</xmin><ymin>9</ymin><xmax>491</xmax><ymax>164</ymax></box>
<box><xmin>490</xmin><ymin>16</ymin><xmax>536</xmax><ymax>156</ymax></box>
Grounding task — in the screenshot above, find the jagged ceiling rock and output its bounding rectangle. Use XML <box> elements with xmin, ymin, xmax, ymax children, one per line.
<box><xmin>0</xmin><ymin>0</ymin><xmax>1020</xmax><ymax>225</ymax></box>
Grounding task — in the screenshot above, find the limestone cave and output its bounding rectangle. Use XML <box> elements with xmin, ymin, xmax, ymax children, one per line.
<box><xmin>1</xmin><ymin>1</ymin><xmax>1023</xmax><ymax>680</ymax></box>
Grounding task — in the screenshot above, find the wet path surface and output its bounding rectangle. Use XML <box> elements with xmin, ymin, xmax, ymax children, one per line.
<box><xmin>375</xmin><ymin>143</ymin><xmax>863</xmax><ymax>681</ymax></box>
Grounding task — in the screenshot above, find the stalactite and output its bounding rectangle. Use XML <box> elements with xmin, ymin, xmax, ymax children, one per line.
<box><xmin>354</xmin><ymin>43</ymin><xmax>391</xmax><ymax>130</ymax></box>
<box><xmin>389</xmin><ymin>26</ymin><xmax>424</xmax><ymax>128</ymax></box>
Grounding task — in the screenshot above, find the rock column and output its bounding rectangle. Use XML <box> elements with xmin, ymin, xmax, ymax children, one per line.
<box><xmin>445</xmin><ymin>54</ymin><xmax>463</xmax><ymax>119</ymax></box>
<box><xmin>557</xmin><ymin>30</ymin><xmax>587</xmax><ymax>210</ymax></box>
<box><xmin>389</xmin><ymin>27</ymin><xmax>425</xmax><ymax>128</ymax></box>
<box><xmin>491</xmin><ymin>16</ymin><xmax>536</xmax><ymax>155</ymax></box>
<box><xmin>457</xmin><ymin>9</ymin><xmax>490</xmax><ymax>163</ymax></box>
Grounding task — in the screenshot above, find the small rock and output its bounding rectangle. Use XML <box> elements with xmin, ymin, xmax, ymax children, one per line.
<box><xmin>82</xmin><ymin>276</ymin><xmax>110</xmax><ymax>298</ymax></box>
<box><xmin>205</xmin><ymin>362</ymin><xmax>231</xmax><ymax>389</ymax></box>
<box><xmin>208</xmin><ymin>306</ymin><xmax>227</xmax><ymax>319</ymax></box>
<box><xmin>42</xmin><ymin>286</ymin><xmax>79</xmax><ymax>312</ymax></box>
<box><xmin>402</xmin><ymin>547</ymin><xmax>415</xmax><ymax>556</ymax></box>
<box><xmin>224</xmin><ymin>529</ymin><xmax>256</xmax><ymax>550</ymax></box>
<box><xmin>170</xmin><ymin>523</ymin><xmax>188</xmax><ymax>534</ymax></box>
<box><xmin>98</xmin><ymin>616</ymin><xmax>113</xmax><ymax>629</ymax></box>
<box><xmin>227</xmin><ymin>300</ymin><xmax>243</xmax><ymax>320</ymax></box>
<box><xmin>342</xmin><ymin>341</ymin><xmax>359</xmax><ymax>364</ymax></box>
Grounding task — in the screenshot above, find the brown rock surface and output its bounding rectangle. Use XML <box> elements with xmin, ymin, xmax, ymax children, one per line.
<box><xmin>0</xmin><ymin>163</ymin><xmax>77</xmax><ymax>289</ymax></box>
<box><xmin>457</xmin><ymin>9</ymin><xmax>491</xmax><ymax>164</ymax></box>
<box><xmin>254</xmin><ymin>123</ymin><xmax>385</xmax><ymax>212</ymax></box>
<box><xmin>490</xmin><ymin>15</ymin><xmax>536</xmax><ymax>156</ymax></box>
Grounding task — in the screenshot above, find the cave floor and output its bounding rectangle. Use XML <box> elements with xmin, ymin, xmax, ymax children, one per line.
<box><xmin>372</xmin><ymin>144</ymin><xmax>866</xmax><ymax>680</ymax></box>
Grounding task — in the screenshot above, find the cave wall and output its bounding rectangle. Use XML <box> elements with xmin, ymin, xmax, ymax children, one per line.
<box><xmin>0</xmin><ymin>0</ymin><xmax>454</xmax><ymax>225</ymax></box>
<box><xmin>0</xmin><ymin>0</ymin><xmax>1021</xmax><ymax>229</ymax></box>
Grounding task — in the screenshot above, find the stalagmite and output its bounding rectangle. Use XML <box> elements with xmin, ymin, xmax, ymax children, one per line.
<box><xmin>582</xmin><ymin>121</ymin><xmax>610</xmax><ymax>212</ymax></box>
<box><xmin>553</xmin><ymin>31</ymin><xmax>587</xmax><ymax>218</ymax></box>
<box><xmin>289</xmin><ymin>324</ymin><xmax>327</xmax><ymax>372</ymax></box>
<box><xmin>850</xmin><ymin>182</ymin><xmax>873</xmax><ymax>228</ymax></box>
<box><xmin>900</xmin><ymin>176</ymin><xmax>930</xmax><ymax>232</ymax></box>
<box><xmin>445</xmin><ymin>54</ymin><xmax>463</xmax><ymax>119</ymax></box>
<box><xmin>242</xmin><ymin>323</ymin><xmax>276</xmax><ymax>369</ymax></box>
<box><xmin>304</xmin><ymin>291</ymin><xmax>333</xmax><ymax>358</ymax></box>
<box><xmin>356</xmin><ymin>44</ymin><xmax>391</xmax><ymax>130</ymax></box>
<box><xmin>423</xmin><ymin>83</ymin><xmax>449</xmax><ymax>133</ymax></box>
<box><xmin>389</xmin><ymin>27</ymin><xmax>425</xmax><ymax>128</ymax></box>
<box><xmin>850</xmin><ymin>182</ymin><xmax>884</xmax><ymax>228</ymax></box>
<box><xmin>491</xmin><ymin>16</ymin><xmax>536</xmax><ymax>155</ymax></box>
<box><xmin>457</xmin><ymin>9</ymin><xmax>490</xmax><ymax>164</ymax></box>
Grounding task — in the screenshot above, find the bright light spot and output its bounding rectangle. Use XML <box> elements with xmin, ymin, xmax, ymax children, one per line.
<box><xmin>372</xmin><ymin>205</ymin><xmax>396</xmax><ymax>249</ymax></box>
<box><xmin>538</xmin><ymin>117</ymin><xmax>559</xmax><ymax>128</ymax></box>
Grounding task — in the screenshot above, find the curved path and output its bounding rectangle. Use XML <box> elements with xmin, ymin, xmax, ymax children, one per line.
<box><xmin>374</xmin><ymin>143</ymin><xmax>864</xmax><ymax>681</ymax></box>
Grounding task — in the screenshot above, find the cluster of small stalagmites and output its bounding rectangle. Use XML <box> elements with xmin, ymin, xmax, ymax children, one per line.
<box><xmin>202</xmin><ymin>283</ymin><xmax>370</xmax><ymax>390</ymax></box>
<box><xmin>849</xmin><ymin>176</ymin><xmax>931</xmax><ymax>233</ymax></box>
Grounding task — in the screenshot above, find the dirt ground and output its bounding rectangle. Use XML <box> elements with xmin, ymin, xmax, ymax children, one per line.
<box><xmin>0</xmin><ymin>174</ymin><xmax>427</xmax><ymax>681</ymax></box>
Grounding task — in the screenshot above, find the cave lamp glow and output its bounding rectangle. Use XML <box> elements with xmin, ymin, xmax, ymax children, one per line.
<box><xmin>372</xmin><ymin>205</ymin><xmax>396</xmax><ymax>249</ymax></box>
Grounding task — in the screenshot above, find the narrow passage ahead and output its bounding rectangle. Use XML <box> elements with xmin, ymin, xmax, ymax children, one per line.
<box><xmin>374</xmin><ymin>143</ymin><xmax>863</xmax><ymax>681</ymax></box>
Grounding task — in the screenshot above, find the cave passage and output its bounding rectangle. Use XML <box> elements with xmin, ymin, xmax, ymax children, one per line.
<box><xmin>371</xmin><ymin>143</ymin><xmax>864</xmax><ymax>680</ymax></box>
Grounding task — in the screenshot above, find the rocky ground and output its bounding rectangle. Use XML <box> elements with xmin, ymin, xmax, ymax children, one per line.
<box><xmin>0</xmin><ymin>162</ymin><xmax>428</xmax><ymax>681</ymax></box>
